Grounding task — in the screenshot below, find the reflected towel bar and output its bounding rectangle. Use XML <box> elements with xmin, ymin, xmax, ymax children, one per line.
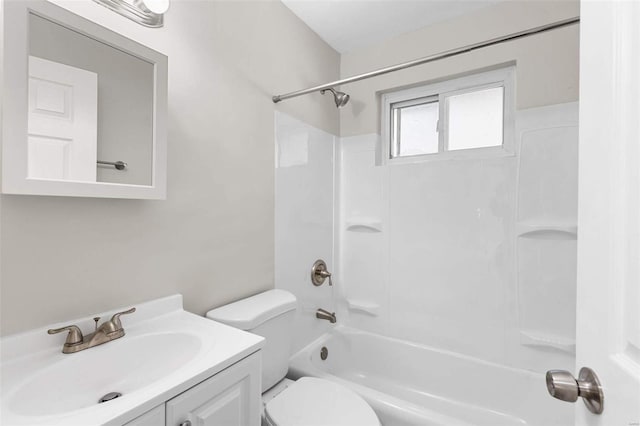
<box><xmin>97</xmin><ymin>160</ymin><xmax>127</xmax><ymax>170</ymax></box>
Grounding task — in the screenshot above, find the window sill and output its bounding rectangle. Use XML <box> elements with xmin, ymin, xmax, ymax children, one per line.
<box><xmin>386</xmin><ymin>145</ymin><xmax>514</xmax><ymax>165</ymax></box>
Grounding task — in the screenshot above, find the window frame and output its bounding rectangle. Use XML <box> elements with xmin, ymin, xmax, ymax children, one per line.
<box><xmin>382</xmin><ymin>66</ymin><xmax>515</xmax><ymax>164</ymax></box>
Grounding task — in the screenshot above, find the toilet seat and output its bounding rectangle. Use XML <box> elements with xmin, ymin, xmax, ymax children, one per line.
<box><xmin>264</xmin><ymin>377</ymin><xmax>380</xmax><ymax>426</ymax></box>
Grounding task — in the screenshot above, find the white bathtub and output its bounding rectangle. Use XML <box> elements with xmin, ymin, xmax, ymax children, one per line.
<box><xmin>288</xmin><ymin>326</ymin><xmax>573</xmax><ymax>426</ymax></box>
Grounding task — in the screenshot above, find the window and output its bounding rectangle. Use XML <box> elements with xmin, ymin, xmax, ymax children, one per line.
<box><xmin>391</xmin><ymin>97</ymin><xmax>439</xmax><ymax>157</ymax></box>
<box><xmin>383</xmin><ymin>67</ymin><xmax>514</xmax><ymax>162</ymax></box>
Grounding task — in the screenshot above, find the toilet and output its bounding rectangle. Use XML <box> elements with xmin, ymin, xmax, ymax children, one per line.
<box><xmin>206</xmin><ymin>289</ymin><xmax>380</xmax><ymax>426</ymax></box>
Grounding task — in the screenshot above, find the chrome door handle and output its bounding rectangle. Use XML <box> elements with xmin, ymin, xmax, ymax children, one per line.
<box><xmin>546</xmin><ymin>367</ymin><xmax>604</xmax><ymax>414</ymax></box>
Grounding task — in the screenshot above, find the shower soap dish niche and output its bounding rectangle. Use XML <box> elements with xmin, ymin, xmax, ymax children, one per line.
<box><xmin>346</xmin><ymin>300</ymin><xmax>380</xmax><ymax>316</ymax></box>
<box><xmin>516</xmin><ymin>222</ymin><xmax>577</xmax><ymax>240</ymax></box>
<box><xmin>345</xmin><ymin>217</ymin><xmax>382</xmax><ymax>233</ymax></box>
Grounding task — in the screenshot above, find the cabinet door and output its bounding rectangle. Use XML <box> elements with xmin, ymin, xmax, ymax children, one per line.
<box><xmin>166</xmin><ymin>352</ymin><xmax>261</xmax><ymax>426</ymax></box>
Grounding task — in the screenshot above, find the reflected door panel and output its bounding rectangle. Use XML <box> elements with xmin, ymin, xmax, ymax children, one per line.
<box><xmin>28</xmin><ymin>56</ymin><xmax>97</xmax><ymax>181</ymax></box>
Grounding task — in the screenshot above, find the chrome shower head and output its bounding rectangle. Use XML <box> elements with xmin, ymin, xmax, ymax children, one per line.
<box><xmin>320</xmin><ymin>88</ymin><xmax>350</xmax><ymax>108</ymax></box>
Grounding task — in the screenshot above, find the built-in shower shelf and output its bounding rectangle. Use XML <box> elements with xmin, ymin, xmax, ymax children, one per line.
<box><xmin>516</xmin><ymin>223</ymin><xmax>577</xmax><ymax>240</ymax></box>
<box><xmin>345</xmin><ymin>218</ymin><xmax>382</xmax><ymax>233</ymax></box>
<box><xmin>520</xmin><ymin>330</ymin><xmax>575</xmax><ymax>353</ymax></box>
<box><xmin>346</xmin><ymin>299</ymin><xmax>380</xmax><ymax>316</ymax></box>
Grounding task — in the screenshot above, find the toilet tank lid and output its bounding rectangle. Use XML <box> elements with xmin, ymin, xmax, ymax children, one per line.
<box><xmin>206</xmin><ymin>289</ymin><xmax>297</xmax><ymax>330</ymax></box>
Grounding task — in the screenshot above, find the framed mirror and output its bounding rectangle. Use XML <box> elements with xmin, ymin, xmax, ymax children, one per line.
<box><xmin>2</xmin><ymin>0</ymin><xmax>167</xmax><ymax>199</ymax></box>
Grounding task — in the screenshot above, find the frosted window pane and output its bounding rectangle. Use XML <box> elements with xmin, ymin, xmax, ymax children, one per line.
<box><xmin>447</xmin><ymin>87</ymin><xmax>503</xmax><ymax>151</ymax></box>
<box><xmin>393</xmin><ymin>101</ymin><xmax>439</xmax><ymax>157</ymax></box>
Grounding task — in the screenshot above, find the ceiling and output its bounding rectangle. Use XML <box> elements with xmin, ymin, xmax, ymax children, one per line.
<box><xmin>280</xmin><ymin>0</ymin><xmax>503</xmax><ymax>53</ymax></box>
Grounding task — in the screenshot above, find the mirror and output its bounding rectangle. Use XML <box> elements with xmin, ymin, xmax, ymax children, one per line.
<box><xmin>28</xmin><ymin>13</ymin><xmax>154</xmax><ymax>186</ymax></box>
<box><xmin>2</xmin><ymin>0</ymin><xmax>167</xmax><ymax>199</ymax></box>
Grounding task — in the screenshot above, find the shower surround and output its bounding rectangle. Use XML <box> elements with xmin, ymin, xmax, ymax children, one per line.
<box><xmin>275</xmin><ymin>101</ymin><xmax>578</xmax><ymax>425</ymax></box>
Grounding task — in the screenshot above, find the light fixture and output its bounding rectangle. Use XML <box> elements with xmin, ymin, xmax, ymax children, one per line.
<box><xmin>137</xmin><ymin>0</ymin><xmax>170</xmax><ymax>15</ymax></box>
<box><xmin>93</xmin><ymin>0</ymin><xmax>170</xmax><ymax>28</ymax></box>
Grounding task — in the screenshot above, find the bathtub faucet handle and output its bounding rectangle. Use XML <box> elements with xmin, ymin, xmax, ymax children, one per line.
<box><xmin>311</xmin><ymin>259</ymin><xmax>333</xmax><ymax>286</ymax></box>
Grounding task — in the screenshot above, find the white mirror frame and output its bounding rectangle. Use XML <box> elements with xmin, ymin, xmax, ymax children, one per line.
<box><xmin>2</xmin><ymin>0</ymin><xmax>168</xmax><ymax>199</ymax></box>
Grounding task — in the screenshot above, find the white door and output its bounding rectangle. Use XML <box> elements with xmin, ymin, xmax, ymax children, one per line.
<box><xmin>28</xmin><ymin>56</ymin><xmax>97</xmax><ymax>182</ymax></box>
<box><xmin>575</xmin><ymin>0</ymin><xmax>640</xmax><ymax>424</ymax></box>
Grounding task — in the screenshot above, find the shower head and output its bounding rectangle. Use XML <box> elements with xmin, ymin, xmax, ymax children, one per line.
<box><xmin>320</xmin><ymin>88</ymin><xmax>350</xmax><ymax>108</ymax></box>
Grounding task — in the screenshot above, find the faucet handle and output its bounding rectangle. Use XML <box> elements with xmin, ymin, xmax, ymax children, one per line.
<box><xmin>311</xmin><ymin>260</ymin><xmax>333</xmax><ymax>286</ymax></box>
<box><xmin>47</xmin><ymin>325</ymin><xmax>83</xmax><ymax>346</ymax></box>
<box><xmin>109</xmin><ymin>307</ymin><xmax>136</xmax><ymax>330</ymax></box>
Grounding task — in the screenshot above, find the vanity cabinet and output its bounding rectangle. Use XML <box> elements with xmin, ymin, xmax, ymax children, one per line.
<box><xmin>125</xmin><ymin>352</ymin><xmax>261</xmax><ymax>426</ymax></box>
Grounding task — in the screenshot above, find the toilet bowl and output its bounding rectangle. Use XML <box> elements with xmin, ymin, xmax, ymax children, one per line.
<box><xmin>206</xmin><ymin>289</ymin><xmax>379</xmax><ymax>426</ymax></box>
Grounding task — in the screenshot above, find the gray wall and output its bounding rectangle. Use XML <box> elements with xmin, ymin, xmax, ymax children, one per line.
<box><xmin>339</xmin><ymin>0</ymin><xmax>579</xmax><ymax>136</ymax></box>
<box><xmin>0</xmin><ymin>0</ymin><xmax>340</xmax><ymax>335</ymax></box>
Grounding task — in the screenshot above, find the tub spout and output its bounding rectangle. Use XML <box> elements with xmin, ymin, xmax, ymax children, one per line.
<box><xmin>316</xmin><ymin>308</ymin><xmax>336</xmax><ymax>323</ymax></box>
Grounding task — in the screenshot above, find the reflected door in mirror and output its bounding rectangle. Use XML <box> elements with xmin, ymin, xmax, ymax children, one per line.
<box><xmin>28</xmin><ymin>56</ymin><xmax>98</xmax><ymax>182</ymax></box>
<box><xmin>29</xmin><ymin>12</ymin><xmax>154</xmax><ymax>186</ymax></box>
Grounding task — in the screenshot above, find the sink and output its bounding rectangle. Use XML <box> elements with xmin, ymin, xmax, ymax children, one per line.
<box><xmin>1</xmin><ymin>294</ymin><xmax>265</xmax><ymax>425</ymax></box>
<box><xmin>9</xmin><ymin>332</ymin><xmax>201</xmax><ymax>417</ymax></box>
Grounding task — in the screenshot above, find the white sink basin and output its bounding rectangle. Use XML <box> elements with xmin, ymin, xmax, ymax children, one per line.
<box><xmin>1</xmin><ymin>295</ymin><xmax>264</xmax><ymax>426</ymax></box>
<box><xmin>9</xmin><ymin>332</ymin><xmax>201</xmax><ymax>417</ymax></box>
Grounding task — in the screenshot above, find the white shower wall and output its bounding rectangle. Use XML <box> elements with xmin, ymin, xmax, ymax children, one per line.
<box><xmin>275</xmin><ymin>112</ymin><xmax>337</xmax><ymax>353</ymax></box>
<box><xmin>338</xmin><ymin>103</ymin><xmax>578</xmax><ymax>373</ymax></box>
<box><xmin>275</xmin><ymin>104</ymin><xmax>578</xmax><ymax>374</ymax></box>
<box><xmin>339</xmin><ymin>133</ymin><xmax>515</xmax><ymax>364</ymax></box>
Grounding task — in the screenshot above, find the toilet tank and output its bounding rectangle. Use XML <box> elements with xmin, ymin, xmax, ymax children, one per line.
<box><xmin>206</xmin><ymin>289</ymin><xmax>297</xmax><ymax>392</ymax></box>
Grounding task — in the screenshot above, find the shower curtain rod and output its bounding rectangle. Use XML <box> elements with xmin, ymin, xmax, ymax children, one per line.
<box><xmin>272</xmin><ymin>17</ymin><xmax>579</xmax><ymax>104</ymax></box>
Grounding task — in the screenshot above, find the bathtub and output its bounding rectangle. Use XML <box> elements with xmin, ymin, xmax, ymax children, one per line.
<box><xmin>288</xmin><ymin>326</ymin><xmax>572</xmax><ymax>426</ymax></box>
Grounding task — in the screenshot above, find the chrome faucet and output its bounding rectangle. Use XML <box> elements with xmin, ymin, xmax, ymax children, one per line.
<box><xmin>316</xmin><ymin>308</ymin><xmax>336</xmax><ymax>323</ymax></box>
<box><xmin>48</xmin><ymin>307</ymin><xmax>136</xmax><ymax>354</ymax></box>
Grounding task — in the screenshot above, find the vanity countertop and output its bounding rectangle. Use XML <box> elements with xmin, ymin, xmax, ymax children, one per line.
<box><xmin>1</xmin><ymin>294</ymin><xmax>264</xmax><ymax>426</ymax></box>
